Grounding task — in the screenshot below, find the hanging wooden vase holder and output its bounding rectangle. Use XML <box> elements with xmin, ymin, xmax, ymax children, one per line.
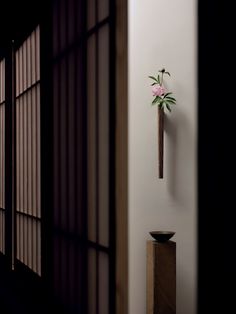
<box><xmin>158</xmin><ymin>106</ymin><xmax>164</xmax><ymax>178</ymax></box>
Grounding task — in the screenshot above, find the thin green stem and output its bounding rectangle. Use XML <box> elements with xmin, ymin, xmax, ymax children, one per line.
<box><xmin>161</xmin><ymin>72</ymin><xmax>164</xmax><ymax>86</ymax></box>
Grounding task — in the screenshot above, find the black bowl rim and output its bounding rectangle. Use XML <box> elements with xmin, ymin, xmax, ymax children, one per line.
<box><xmin>149</xmin><ymin>231</ymin><xmax>175</xmax><ymax>235</ymax></box>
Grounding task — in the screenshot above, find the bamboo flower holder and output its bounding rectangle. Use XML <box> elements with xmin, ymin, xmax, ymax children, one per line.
<box><xmin>158</xmin><ymin>106</ymin><xmax>164</xmax><ymax>178</ymax></box>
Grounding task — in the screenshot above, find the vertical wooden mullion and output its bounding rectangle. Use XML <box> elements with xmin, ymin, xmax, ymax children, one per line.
<box><xmin>32</xmin><ymin>30</ymin><xmax>36</xmax><ymax>85</ymax></box>
<box><xmin>0</xmin><ymin>100</ymin><xmax>1</xmax><ymax>218</ymax></box>
<box><xmin>36</xmin><ymin>85</ymin><xmax>41</xmax><ymax>274</ymax></box>
<box><xmin>0</xmin><ymin>61</ymin><xmax>2</xmax><ymax>102</ymax></box>
<box><xmin>3</xmin><ymin>104</ymin><xmax>5</xmax><ymax>211</ymax></box>
<box><xmin>0</xmin><ymin>213</ymin><xmax>1</xmax><ymax>252</ymax></box>
<box><xmin>37</xmin><ymin>86</ymin><xmax>41</xmax><ymax>218</ymax></box>
<box><xmin>115</xmin><ymin>0</ymin><xmax>128</xmax><ymax>312</ymax></box>
<box><xmin>73</xmin><ymin>0</ymin><xmax>79</xmax><ymax>308</ymax></box>
<box><xmin>95</xmin><ymin>0</ymin><xmax>100</xmax><ymax>313</ymax></box>
<box><xmin>65</xmin><ymin>0</ymin><xmax>70</xmax><ymax>305</ymax></box>
<box><xmin>21</xmin><ymin>43</ymin><xmax>25</xmax><ymax>265</ymax></box>
<box><xmin>30</xmin><ymin>34</ymin><xmax>34</xmax><ymax>270</ymax></box>
<box><xmin>16</xmin><ymin>51</ymin><xmax>20</xmax><ymax>263</ymax></box>
<box><xmin>41</xmin><ymin>12</ymin><xmax>52</xmax><ymax>280</ymax></box>
<box><xmin>27</xmin><ymin>90</ymin><xmax>32</xmax><ymax>268</ymax></box>
<box><xmin>0</xmin><ymin>87</ymin><xmax>2</xmax><ymax>252</ymax></box>
<box><xmin>57</xmin><ymin>5</ymin><xmax>62</xmax><ymax>297</ymax></box>
<box><xmin>0</xmin><ymin>211</ymin><xmax>2</xmax><ymax>252</ymax></box>
<box><xmin>23</xmin><ymin>92</ymin><xmax>27</xmax><ymax>264</ymax></box>
<box><xmin>109</xmin><ymin>0</ymin><xmax>116</xmax><ymax>311</ymax></box>
<box><xmin>16</xmin><ymin>53</ymin><xmax>19</xmax><ymax>212</ymax></box>
<box><xmin>36</xmin><ymin>26</ymin><xmax>40</xmax><ymax>82</ymax></box>
<box><xmin>0</xmin><ymin>102</ymin><xmax>2</xmax><ymax>211</ymax></box>
<box><xmin>25</xmin><ymin>41</ymin><xmax>29</xmax><ymax>269</ymax></box>
<box><xmin>16</xmin><ymin>96</ymin><xmax>19</xmax><ymax>260</ymax></box>
<box><xmin>34</xmin><ymin>28</ymin><xmax>39</xmax><ymax>274</ymax></box>
<box><xmin>80</xmin><ymin>1</ymin><xmax>88</xmax><ymax>312</ymax></box>
<box><xmin>0</xmin><ymin>211</ymin><xmax>2</xmax><ymax>253</ymax></box>
<box><xmin>32</xmin><ymin>30</ymin><xmax>37</xmax><ymax>272</ymax></box>
<box><xmin>2</xmin><ymin>103</ymin><xmax>3</xmax><ymax>211</ymax></box>
<box><xmin>23</xmin><ymin>42</ymin><xmax>27</xmax><ymax>92</ymax></box>
<box><xmin>0</xmin><ymin>61</ymin><xmax>1</xmax><ymax>213</ymax></box>
<box><xmin>0</xmin><ymin>66</ymin><xmax>1</xmax><ymax>213</ymax></box>
<box><xmin>25</xmin><ymin>39</ymin><xmax>29</xmax><ymax>268</ymax></box>
<box><xmin>19</xmin><ymin>95</ymin><xmax>23</xmax><ymax>263</ymax></box>
<box><xmin>5</xmin><ymin>43</ymin><xmax>13</xmax><ymax>270</ymax></box>
<box><xmin>32</xmin><ymin>87</ymin><xmax>37</xmax><ymax>218</ymax></box>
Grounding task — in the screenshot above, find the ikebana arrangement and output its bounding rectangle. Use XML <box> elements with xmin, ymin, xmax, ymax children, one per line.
<box><xmin>149</xmin><ymin>68</ymin><xmax>176</xmax><ymax>178</ymax></box>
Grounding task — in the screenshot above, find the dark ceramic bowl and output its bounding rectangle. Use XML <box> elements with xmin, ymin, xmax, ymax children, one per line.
<box><xmin>149</xmin><ymin>231</ymin><xmax>175</xmax><ymax>242</ymax></box>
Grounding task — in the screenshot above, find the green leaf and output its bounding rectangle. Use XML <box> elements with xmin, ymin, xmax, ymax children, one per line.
<box><xmin>165</xmin><ymin>99</ymin><xmax>176</xmax><ymax>104</ymax></box>
<box><xmin>151</xmin><ymin>82</ymin><xmax>156</xmax><ymax>86</ymax></box>
<box><xmin>164</xmin><ymin>92</ymin><xmax>173</xmax><ymax>98</ymax></box>
<box><xmin>165</xmin><ymin>71</ymin><xmax>171</xmax><ymax>76</ymax></box>
<box><xmin>152</xmin><ymin>96</ymin><xmax>162</xmax><ymax>105</ymax></box>
<box><xmin>157</xmin><ymin>74</ymin><xmax>161</xmax><ymax>84</ymax></box>
<box><xmin>152</xmin><ymin>97</ymin><xmax>158</xmax><ymax>104</ymax></box>
<box><xmin>148</xmin><ymin>76</ymin><xmax>158</xmax><ymax>82</ymax></box>
<box><xmin>166</xmin><ymin>103</ymin><xmax>172</xmax><ymax>112</ymax></box>
<box><xmin>165</xmin><ymin>96</ymin><xmax>176</xmax><ymax>102</ymax></box>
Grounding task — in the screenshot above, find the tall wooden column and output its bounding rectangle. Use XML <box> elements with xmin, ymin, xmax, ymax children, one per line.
<box><xmin>147</xmin><ymin>240</ymin><xmax>176</xmax><ymax>314</ymax></box>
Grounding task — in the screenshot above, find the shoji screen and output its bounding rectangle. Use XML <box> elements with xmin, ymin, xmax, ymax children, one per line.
<box><xmin>0</xmin><ymin>59</ymin><xmax>5</xmax><ymax>255</ymax></box>
<box><xmin>52</xmin><ymin>0</ymin><xmax>114</xmax><ymax>313</ymax></box>
<box><xmin>15</xmin><ymin>26</ymin><xmax>41</xmax><ymax>275</ymax></box>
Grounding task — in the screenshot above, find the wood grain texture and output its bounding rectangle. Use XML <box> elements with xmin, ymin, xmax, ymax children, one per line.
<box><xmin>147</xmin><ymin>240</ymin><xmax>176</xmax><ymax>314</ymax></box>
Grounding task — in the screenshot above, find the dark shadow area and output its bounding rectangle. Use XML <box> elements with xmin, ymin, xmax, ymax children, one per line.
<box><xmin>198</xmin><ymin>1</ymin><xmax>236</xmax><ymax>313</ymax></box>
<box><xmin>0</xmin><ymin>0</ymin><xmax>116</xmax><ymax>313</ymax></box>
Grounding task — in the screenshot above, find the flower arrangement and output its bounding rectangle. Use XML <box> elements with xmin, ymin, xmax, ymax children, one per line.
<box><xmin>149</xmin><ymin>68</ymin><xmax>176</xmax><ymax>112</ymax></box>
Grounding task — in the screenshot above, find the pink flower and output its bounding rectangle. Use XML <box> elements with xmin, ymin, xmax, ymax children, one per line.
<box><xmin>152</xmin><ymin>84</ymin><xmax>166</xmax><ymax>97</ymax></box>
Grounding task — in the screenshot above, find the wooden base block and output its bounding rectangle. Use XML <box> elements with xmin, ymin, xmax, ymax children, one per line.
<box><xmin>147</xmin><ymin>240</ymin><xmax>176</xmax><ymax>314</ymax></box>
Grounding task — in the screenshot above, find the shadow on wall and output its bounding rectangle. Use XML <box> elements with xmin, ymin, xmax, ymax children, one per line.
<box><xmin>165</xmin><ymin>110</ymin><xmax>195</xmax><ymax>206</ymax></box>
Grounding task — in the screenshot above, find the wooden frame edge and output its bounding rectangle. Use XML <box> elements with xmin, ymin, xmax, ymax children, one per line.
<box><xmin>116</xmin><ymin>0</ymin><xmax>128</xmax><ymax>313</ymax></box>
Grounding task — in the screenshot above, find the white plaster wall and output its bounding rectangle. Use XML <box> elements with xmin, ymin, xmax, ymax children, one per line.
<box><xmin>128</xmin><ymin>1</ymin><xmax>197</xmax><ymax>313</ymax></box>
